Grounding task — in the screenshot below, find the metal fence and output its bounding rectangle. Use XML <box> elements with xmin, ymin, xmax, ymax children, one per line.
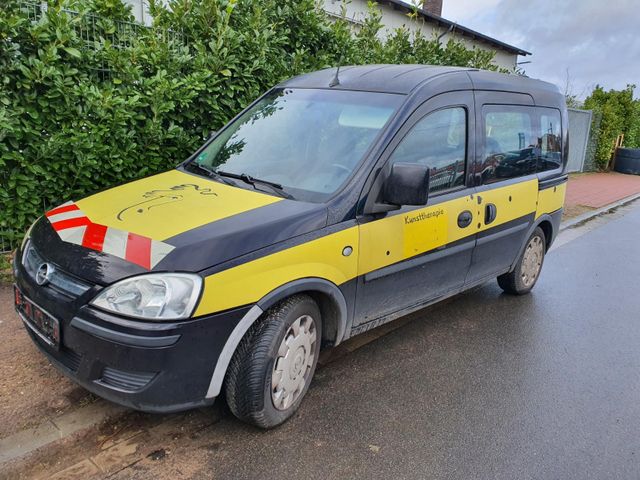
<box><xmin>19</xmin><ymin>1</ymin><xmax>185</xmax><ymax>52</ymax></box>
<box><xmin>567</xmin><ymin>108</ymin><xmax>593</xmax><ymax>172</ymax></box>
<box><xmin>0</xmin><ymin>237</ymin><xmax>15</xmax><ymax>255</ymax></box>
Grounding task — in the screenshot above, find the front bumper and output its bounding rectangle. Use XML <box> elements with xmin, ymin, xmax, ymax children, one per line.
<box><xmin>14</xmin><ymin>252</ymin><xmax>250</xmax><ymax>413</ymax></box>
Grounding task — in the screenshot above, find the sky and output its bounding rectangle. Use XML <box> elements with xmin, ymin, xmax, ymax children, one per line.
<box><xmin>432</xmin><ymin>0</ymin><xmax>640</xmax><ymax>99</ymax></box>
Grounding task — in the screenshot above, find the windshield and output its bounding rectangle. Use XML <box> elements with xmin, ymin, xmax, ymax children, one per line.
<box><xmin>189</xmin><ymin>88</ymin><xmax>403</xmax><ymax>201</ymax></box>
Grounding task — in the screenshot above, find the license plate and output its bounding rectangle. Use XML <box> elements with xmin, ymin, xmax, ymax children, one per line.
<box><xmin>14</xmin><ymin>285</ymin><xmax>60</xmax><ymax>349</ymax></box>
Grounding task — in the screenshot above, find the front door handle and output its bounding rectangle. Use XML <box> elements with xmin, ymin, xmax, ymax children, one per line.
<box><xmin>457</xmin><ymin>210</ymin><xmax>473</xmax><ymax>228</ymax></box>
<box><xmin>485</xmin><ymin>203</ymin><xmax>497</xmax><ymax>225</ymax></box>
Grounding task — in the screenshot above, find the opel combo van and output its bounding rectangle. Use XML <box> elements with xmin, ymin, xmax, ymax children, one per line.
<box><xmin>14</xmin><ymin>66</ymin><xmax>567</xmax><ymax>428</ymax></box>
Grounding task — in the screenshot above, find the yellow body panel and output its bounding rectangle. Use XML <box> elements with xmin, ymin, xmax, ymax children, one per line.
<box><xmin>358</xmin><ymin>195</ymin><xmax>473</xmax><ymax>275</ymax></box>
<box><xmin>475</xmin><ymin>179</ymin><xmax>540</xmax><ymax>226</ymax></box>
<box><xmin>76</xmin><ymin>170</ymin><xmax>281</xmax><ymax>240</ymax></box>
<box><xmin>536</xmin><ymin>182</ymin><xmax>567</xmax><ymax>218</ymax></box>
<box><xmin>194</xmin><ymin>227</ymin><xmax>359</xmax><ymax>316</ymax></box>
<box><xmin>358</xmin><ymin>179</ymin><xmax>538</xmax><ymax>276</ymax></box>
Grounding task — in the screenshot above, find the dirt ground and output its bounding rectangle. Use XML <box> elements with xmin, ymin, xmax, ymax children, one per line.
<box><xmin>0</xmin><ymin>285</ymin><xmax>96</xmax><ymax>438</ymax></box>
<box><xmin>562</xmin><ymin>203</ymin><xmax>595</xmax><ymax>220</ymax></box>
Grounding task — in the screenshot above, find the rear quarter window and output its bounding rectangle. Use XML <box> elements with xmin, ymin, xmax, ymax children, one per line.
<box><xmin>538</xmin><ymin>108</ymin><xmax>563</xmax><ymax>172</ymax></box>
<box><xmin>479</xmin><ymin>105</ymin><xmax>564</xmax><ymax>185</ymax></box>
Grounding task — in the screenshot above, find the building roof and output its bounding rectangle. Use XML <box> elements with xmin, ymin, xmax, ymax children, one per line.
<box><xmin>282</xmin><ymin>64</ymin><xmax>558</xmax><ymax>96</ymax></box>
<box><xmin>379</xmin><ymin>0</ymin><xmax>531</xmax><ymax>56</ymax></box>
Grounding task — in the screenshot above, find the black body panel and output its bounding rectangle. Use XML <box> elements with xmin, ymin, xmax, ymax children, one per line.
<box><xmin>29</xmin><ymin>218</ymin><xmax>147</xmax><ymax>286</ymax></box>
<box><xmin>14</xmin><ymin>251</ymin><xmax>248</xmax><ymax>411</ymax></box>
<box><xmin>467</xmin><ymin>212</ymin><xmax>536</xmax><ymax>283</ymax></box>
<box><xmin>160</xmin><ymin>199</ymin><xmax>328</xmax><ymax>272</ymax></box>
<box><xmin>28</xmin><ymin>198</ymin><xmax>328</xmax><ymax>286</ymax></box>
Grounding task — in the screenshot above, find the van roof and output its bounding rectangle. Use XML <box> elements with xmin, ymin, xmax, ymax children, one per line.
<box><xmin>280</xmin><ymin>65</ymin><xmax>560</xmax><ymax>97</ymax></box>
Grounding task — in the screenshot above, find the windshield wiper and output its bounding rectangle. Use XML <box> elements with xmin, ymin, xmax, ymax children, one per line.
<box><xmin>186</xmin><ymin>162</ymin><xmax>235</xmax><ymax>186</ymax></box>
<box><xmin>215</xmin><ymin>170</ymin><xmax>294</xmax><ymax>199</ymax></box>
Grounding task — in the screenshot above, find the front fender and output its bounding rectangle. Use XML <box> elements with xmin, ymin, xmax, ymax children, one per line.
<box><xmin>204</xmin><ymin>277</ymin><xmax>349</xmax><ymax>400</ymax></box>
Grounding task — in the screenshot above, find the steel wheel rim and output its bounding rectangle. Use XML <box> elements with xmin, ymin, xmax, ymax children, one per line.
<box><xmin>271</xmin><ymin>314</ymin><xmax>317</xmax><ymax>411</ymax></box>
<box><xmin>521</xmin><ymin>235</ymin><xmax>544</xmax><ymax>287</ymax></box>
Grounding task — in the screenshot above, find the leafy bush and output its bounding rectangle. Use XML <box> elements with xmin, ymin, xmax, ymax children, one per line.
<box><xmin>0</xmin><ymin>0</ymin><xmax>502</xmax><ymax>247</ymax></box>
<box><xmin>583</xmin><ymin>84</ymin><xmax>640</xmax><ymax>169</ymax></box>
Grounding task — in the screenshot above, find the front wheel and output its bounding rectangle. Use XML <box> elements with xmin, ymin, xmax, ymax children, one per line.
<box><xmin>498</xmin><ymin>227</ymin><xmax>546</xmax><ymax>295</ymax></box>
<box><xmin>225</xmin><ymin>294</ymin><xmax>321</xmax><ymax>429</ymax></box>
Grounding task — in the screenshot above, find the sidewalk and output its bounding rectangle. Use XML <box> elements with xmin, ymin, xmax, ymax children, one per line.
<box><xmin>564</xmin><ymin>171</ymin><xmax>640</xmax><ymax>220</ymax></box>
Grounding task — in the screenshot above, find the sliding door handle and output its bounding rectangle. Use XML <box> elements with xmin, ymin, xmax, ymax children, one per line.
<box><xmin>485</xmin><ymin>203</ymin><xmax>497</xmax><ymax>225</ymax></box>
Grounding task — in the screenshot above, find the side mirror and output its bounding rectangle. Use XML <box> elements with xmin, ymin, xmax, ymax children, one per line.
<box><xmin>206</xmin><ymin>130</ymin><xmax>217</xmax><ymax>140</ymax></box>
<box><xmin>382</xmin><ymin>162</ymin><xmax>430</xmax><ymax>206</ymax></box>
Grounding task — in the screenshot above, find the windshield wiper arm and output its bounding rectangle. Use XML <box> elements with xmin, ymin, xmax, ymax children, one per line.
<box><xmin>215</xmin><ymin>170</ymin><xmax>294</xmax><ymax>199</ymax></box>
<box><xmin>186</xmin><ymin>162</ymin><xmax>235</xmax><ymax>186</ymax></box>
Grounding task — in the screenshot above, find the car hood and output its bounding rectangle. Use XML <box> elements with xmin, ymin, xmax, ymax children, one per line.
<box><xmin>29</xmin><ymin>169</ymin><xmax>328</xmax><ymax>285</ymax></box>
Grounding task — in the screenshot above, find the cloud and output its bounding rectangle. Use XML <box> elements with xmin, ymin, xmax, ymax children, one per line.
<box><xmin>442</xmin><ymin>0</ymin><xmax>640</xmax><ymax>98</ymax></box>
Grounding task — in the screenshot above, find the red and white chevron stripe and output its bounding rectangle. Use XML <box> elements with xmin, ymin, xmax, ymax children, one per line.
<box><xmin>45</xmin><ymin>202</ymin><xmax>174</xmax><ymax>269</ymax></box>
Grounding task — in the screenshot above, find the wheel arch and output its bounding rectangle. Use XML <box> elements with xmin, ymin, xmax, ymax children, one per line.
<box><xmin>205</xmin><ymin>277</ymin><xmax>349</xmax><ymax>399</ymax></box>
<box><xmin>257</xmin><ymin>278</ymin><xmax>348</xmax><ymax>347</ymax></box>
<box><xmin>537</xmin><ymin>218</ymin><xmax>554</xmax><ymax>250</ymax></box>
<box><xmin>509</xmin><ymin>213</ymin><xmax>559</xmax><ymax>272</ymax></box>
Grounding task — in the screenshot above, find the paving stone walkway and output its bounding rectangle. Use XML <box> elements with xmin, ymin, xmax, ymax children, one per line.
<box><xmin>566</xmin><ymin>172</ymin><xmax>640</xmax><ymax>209</ymax></box>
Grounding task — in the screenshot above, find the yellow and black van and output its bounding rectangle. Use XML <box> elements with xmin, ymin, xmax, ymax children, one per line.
<box><xmin>14</xmin><ymin>65</ymin><xmax>567</xmax><ymax>428</ymax></box>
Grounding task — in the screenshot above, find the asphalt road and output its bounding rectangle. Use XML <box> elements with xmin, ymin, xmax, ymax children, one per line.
<box><xmin>184</xmin><ymin>202</ymin><xmax>640</xmax><ymax>480</ymax></box>
<box><xmin>4</xmin><ymin>202</ymin><xmax>640</xmax><ymax>480</ymax></box>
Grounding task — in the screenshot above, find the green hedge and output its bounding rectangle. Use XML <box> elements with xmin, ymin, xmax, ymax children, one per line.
<box><xmin>0</xmin><ymin>0</ymin><xmax>501</xmax><ymax>247</ymax></box>
<box><xmin>583</xmin><ymin>84</ymin><xmax>640</xmax><ymax>170</ymax></box>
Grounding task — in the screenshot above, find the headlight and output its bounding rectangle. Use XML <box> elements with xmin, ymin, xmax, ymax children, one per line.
<box><xmin>91</xmin><ymin>273</ymin><xmax>202</xmax><ymax>320</ymax></box>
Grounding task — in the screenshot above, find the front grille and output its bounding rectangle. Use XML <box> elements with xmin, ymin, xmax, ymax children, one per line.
<box><xmin>97</xmin><ymin>367</ymin><xmax>156</xmax><ymax>392</ymax></box>
<box><xmin>22</xmin><ymin>241</ymin><xmax>92</xmax><ymax>297</ymax></box>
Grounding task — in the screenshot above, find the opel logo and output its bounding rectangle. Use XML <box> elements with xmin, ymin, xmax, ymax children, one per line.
<box><xmin>35</xmin><ymin>263</ymin><xmax>54</xmax><ymax>286</ymax></box>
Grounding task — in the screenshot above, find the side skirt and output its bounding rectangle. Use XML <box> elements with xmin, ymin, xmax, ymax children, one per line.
<box><xmin>348</xmin><ymin>269</ymin><xmax>509</xmax><ymax>337</ymax></box>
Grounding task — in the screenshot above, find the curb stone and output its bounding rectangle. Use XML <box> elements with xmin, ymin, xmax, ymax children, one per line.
<box><xmin>0</xmin><ymin>400</ymin><xmax>126</xmax><ymax>464</ymax></box>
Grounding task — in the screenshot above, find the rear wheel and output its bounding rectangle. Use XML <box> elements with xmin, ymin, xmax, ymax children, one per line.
<box><xmin>498</xmin><ymin>227</ymin><xmax>546</xmax><ymax>295</ymax></box>
<box><xmin>225</xmin><ymin>294</ymin><xmax>321</xmax><ymax>429</ymax></box>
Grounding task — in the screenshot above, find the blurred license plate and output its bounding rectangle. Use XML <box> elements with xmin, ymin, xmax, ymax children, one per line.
<box><xmin>14</xmin><ymin>285</ymin><xmax>60</xmax><ymax>349</ymax></box>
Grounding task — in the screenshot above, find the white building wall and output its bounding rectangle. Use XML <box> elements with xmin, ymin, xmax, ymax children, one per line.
<box><xmin>322</xmin><ymin>0</ymin><xmax>518</xmax><ymax>70</ymax></box>
<box><xmin>123</xmin><ymin>0</ymin><xmax>153</xmax><ymax>26</ymax></box>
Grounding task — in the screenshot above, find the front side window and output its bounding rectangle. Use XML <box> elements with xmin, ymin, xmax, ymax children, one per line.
<box><xmin>190</xmin><ymin>88</ymin><xmax>403</xmax><ymax>201</ymax></box>
<box><xmin>480</xmin><ymin>106</ymin><xmax>536</xmax><ymax>184</ymax></box>
<box><xmin>387</xmin><ymin>107</ymin><xmax>467</xmax><ymax>194</ymax></box>
<box><xmin>538</xmin><ymin>108</ymin><xmax>562</xmax><ymax>172</ymax></box>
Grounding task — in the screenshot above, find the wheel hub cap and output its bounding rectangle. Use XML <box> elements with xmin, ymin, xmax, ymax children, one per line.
<box><xmin>271</xmin><ymin>315</ymin><xmax>317</xmax><ymax>411</ymax></box>
<box><xmin>521</xmin><ymin>235</ymin><xmax>544</xmax><ymax>287</ymax></box>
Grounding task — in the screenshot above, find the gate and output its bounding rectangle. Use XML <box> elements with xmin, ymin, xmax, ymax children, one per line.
<box><xmin>567</xmin><ymin>108</ymin><xmax>593</xmax><ymax>172</ymax></box>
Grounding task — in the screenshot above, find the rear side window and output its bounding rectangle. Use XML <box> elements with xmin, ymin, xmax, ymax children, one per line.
<box><xmin>538</xmin><ymin>108</ymin><xmax>562</xmax><ymax>172</ymax></box>
<box><xmin>480</xmin><ymin>106</ymin><xmax>537</xmax><ymax>184</ymax></box>
<box><xmin>388</xmin><ymin>107</ymin><xmax>467</xmax><ymax>194</ymax></box>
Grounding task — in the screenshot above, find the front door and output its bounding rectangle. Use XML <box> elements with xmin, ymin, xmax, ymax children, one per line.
<box><xmin>354</xmin><ymin>92</ymin><xmax>477</xmax><ymax>328</ymax></box>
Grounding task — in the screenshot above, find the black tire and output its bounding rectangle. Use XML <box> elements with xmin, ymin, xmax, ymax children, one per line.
<box><xmin>224</xmin><ymin>294</ymin><xmax>321</xmax><ymax>429</ymax></box>
<box><xmin>497</xmin><ymin>227</ymin><xmax>546</xmax><ymax>295</ymax></box>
